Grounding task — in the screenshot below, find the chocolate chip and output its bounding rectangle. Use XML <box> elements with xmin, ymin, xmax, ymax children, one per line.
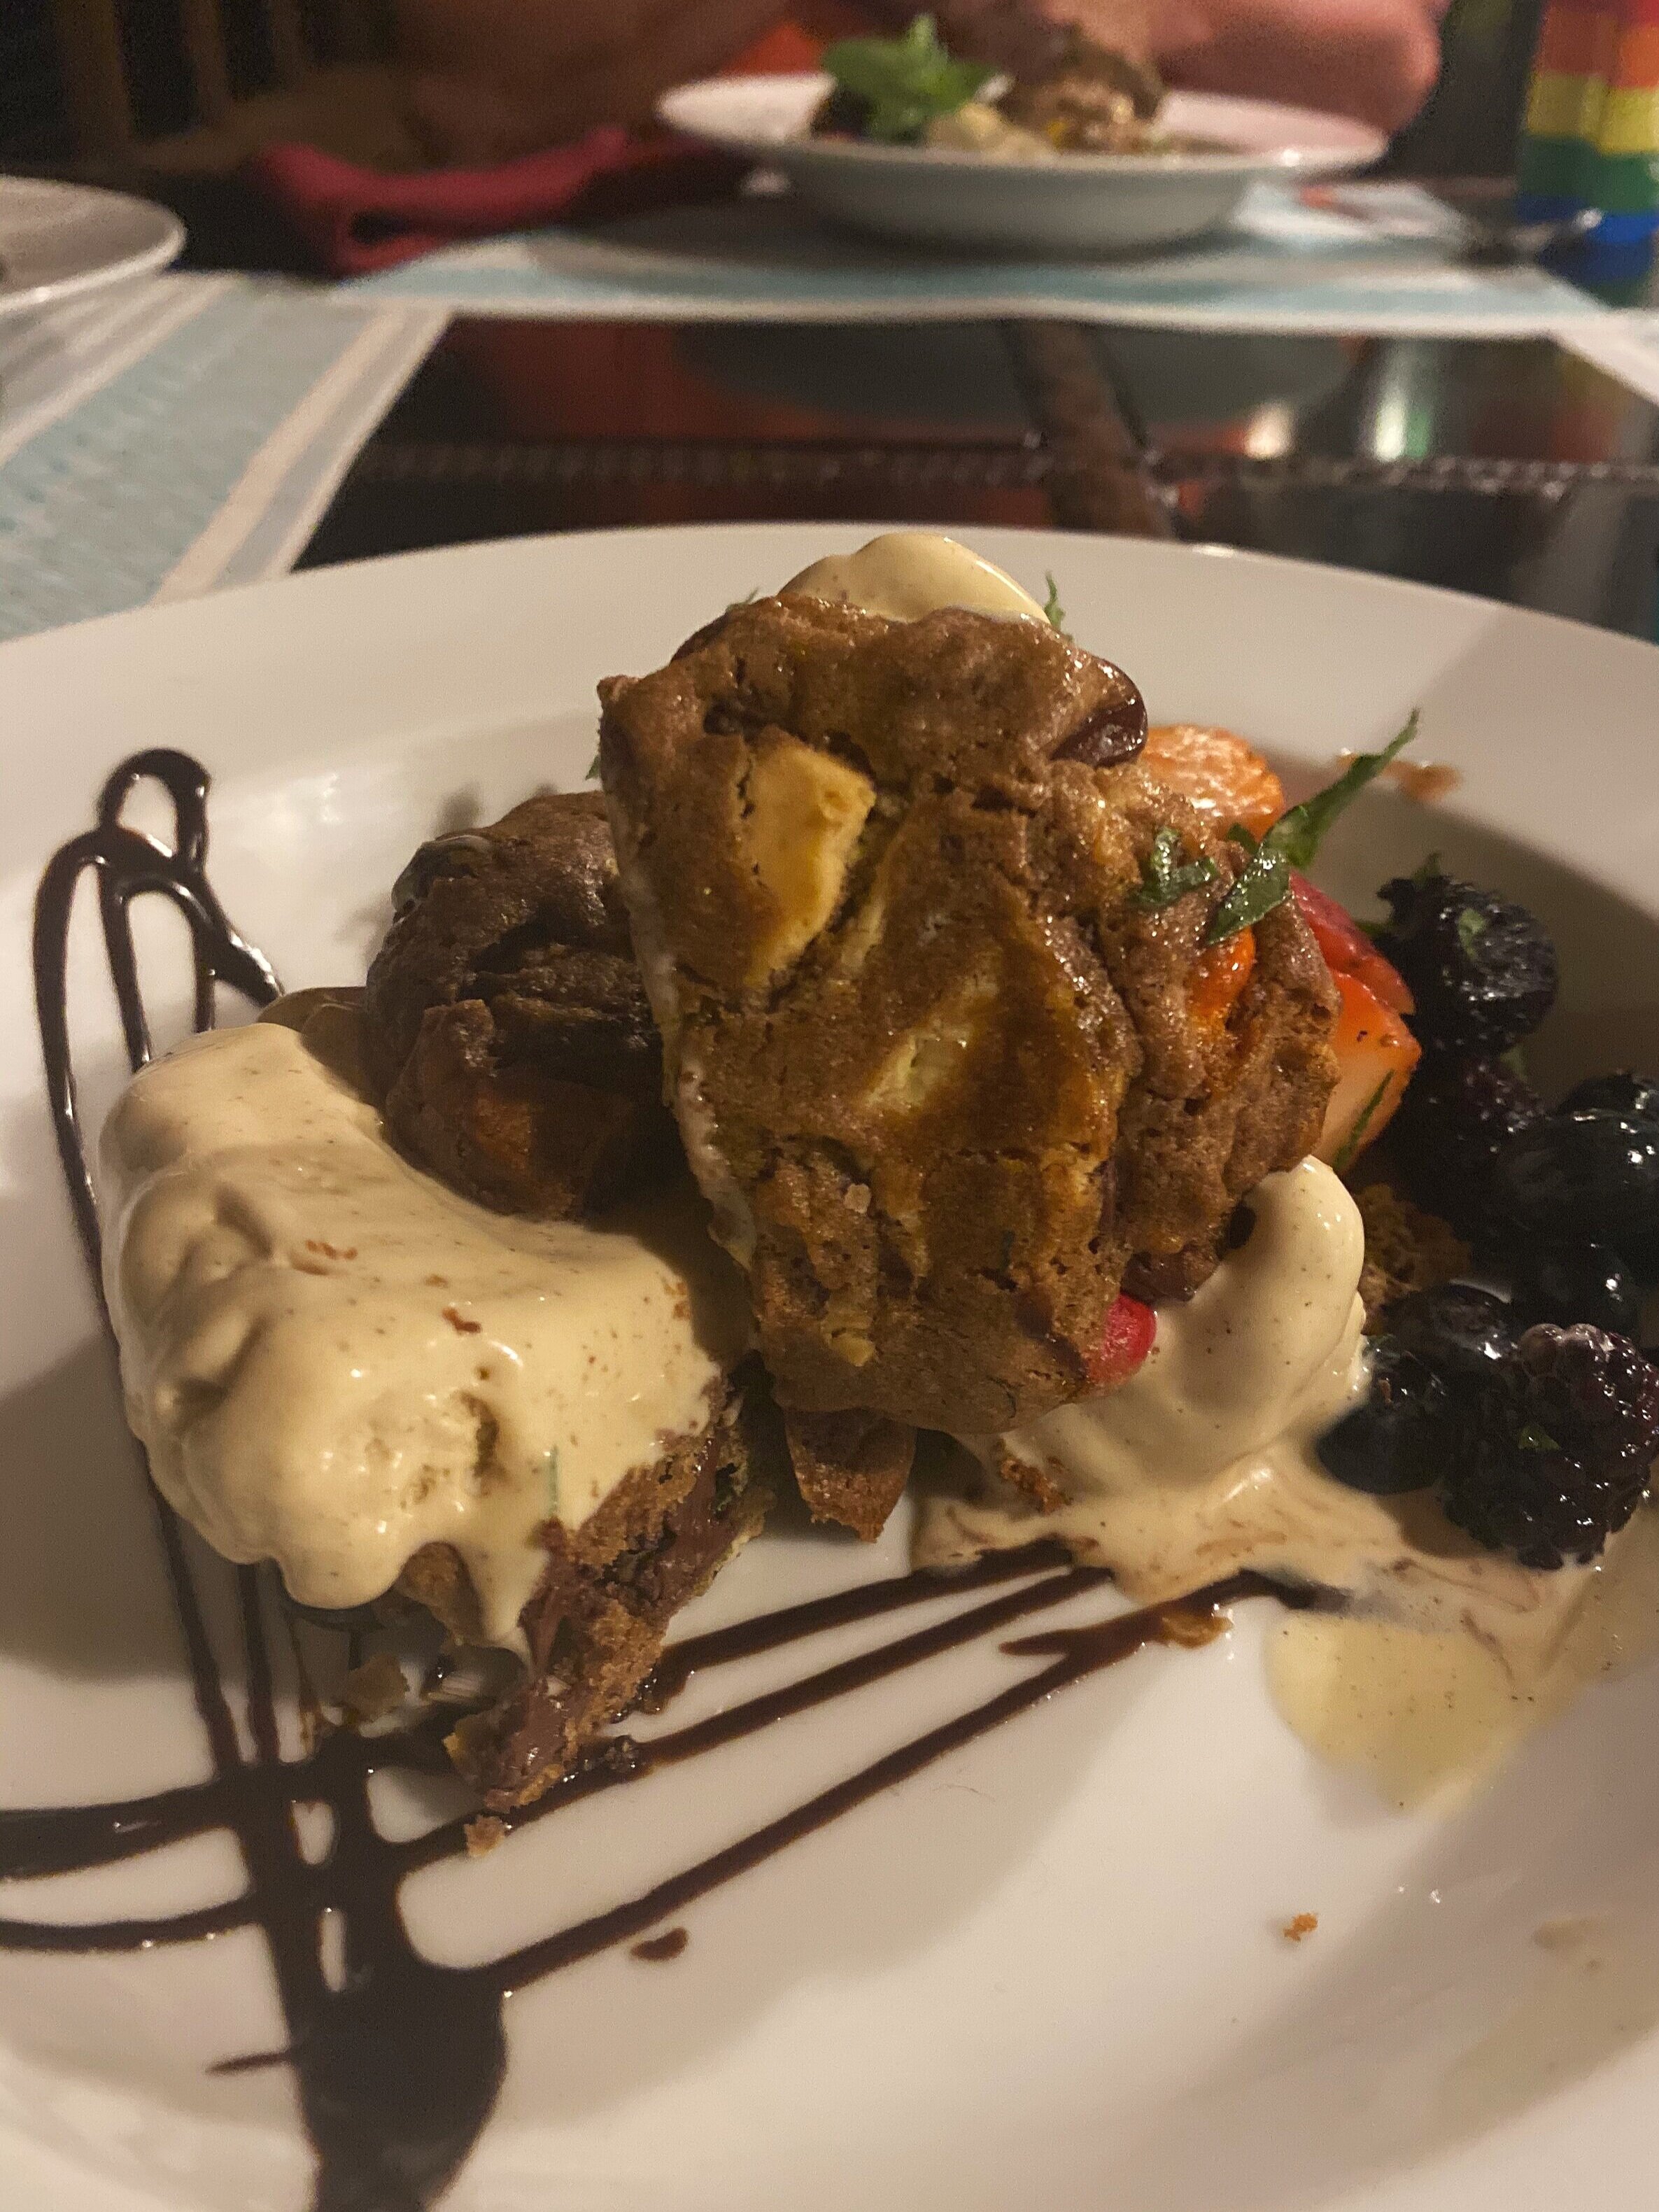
<box><xmin>1054</xmin><ymin>680</ymin><xmax>1148</xmax><ymax>768</ymax></box>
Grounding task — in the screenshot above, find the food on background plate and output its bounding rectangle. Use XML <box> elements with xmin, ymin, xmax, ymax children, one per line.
<box><xmin>95</xmin><ymin>528</ymin><xmax>1659</xmax><ymax>1817</ymax></box>
<box><xmin>813</xmin><ymin>14</ymin><xmax>1210</xmax><ymax>160</ymax></box>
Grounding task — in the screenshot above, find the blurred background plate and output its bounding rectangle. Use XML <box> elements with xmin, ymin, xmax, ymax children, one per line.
<box><xmin>657</xmin><ymin>73</ymin><xmax>1386</xmax><ymax>255</ymax></box>
<box><xmin>0</xmin><ymin>174</ymin><xmax>183</xmax><ymax>320</ymax></box>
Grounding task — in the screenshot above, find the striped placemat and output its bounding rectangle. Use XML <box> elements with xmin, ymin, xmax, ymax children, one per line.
<box><xmin>350</xmin><ymin>181</ymin><xmax>1607</xmax><ymax>337</ymax></box>
<box><xmin>0</xmin><ymin>275</ymin><xmax>445</xmax><ymax>643</ymax></box>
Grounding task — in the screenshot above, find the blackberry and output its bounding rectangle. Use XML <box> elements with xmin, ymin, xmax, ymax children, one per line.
<box><xmin>1388</xmin><ymin>1055</ymin><xmax>1545</xmax><ymax>1232</ymax></box>
<box><xmin>1385</xmin><ymin>1282</ymin><xmax>1517</xmax><ymax>1381</ymax></box>
<box><xmin>1512</xmin><ymin>1241</ymin><xmax>1641</xmax><ymax>1337</ymax></box>
<box><xmin>1316</xmin><ymin>1339</ymin><xmax>1448</xmax><ymax>1495</ymax></box>
<box><xmin>1375</xmin><ymin>870</ymin><xmax>1557</xmax><ymax>1055</ymax></box>
<box><xmin>1439</xmin><ymin>1324</ymin><xmax>1659</xmax><ymax>1568</ymax></box>
<box><xmin>1490</xmin><ymin>1110</ymin><xmax>1659</xmax><ymax>1252</ymax></box>
<box><xmin>1560</xmin><ymin>1071</ymin><xmax>1659</xmax><ymax>1127</ymax></box>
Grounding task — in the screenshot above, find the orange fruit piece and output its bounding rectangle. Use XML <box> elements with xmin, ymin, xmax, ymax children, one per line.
<box><xmin>1187</xmin><ymin>927</ymin><xmax>1256</xmax><ymax>1034</ymax></box>
<box><xmin>1142</xmin><ymin>725</ymin><xmax>1285</xmax><ymax>841</ymax></box>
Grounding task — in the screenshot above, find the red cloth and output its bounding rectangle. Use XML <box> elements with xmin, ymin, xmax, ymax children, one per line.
<box><xmin>248</xmin><ymin>129</ymin><xmax>744</xmax><ymax>276</ymax></box>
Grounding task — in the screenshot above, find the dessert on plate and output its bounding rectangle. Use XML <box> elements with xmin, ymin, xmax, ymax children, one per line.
<box><xmin>101</xmin><ymin>889</ymin><xmax>765</xmax><ymax>1812</ymax></box>
<box><xmin>95</xmin><ymin>528</ymin><xmax>1659</xmax><ymax>1818</ymax></box>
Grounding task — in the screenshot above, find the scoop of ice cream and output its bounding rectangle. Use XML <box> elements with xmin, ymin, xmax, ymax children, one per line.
<box><xmin>784</xmin><ymin>531</ymin><xmax>1050</xmax><ymax>624</ymax></box>
<box><xmin>993</xmin><ymin>1158</ymin><xmax>1366</xmax><ymax>1498</ymax></box>
<box><xmin>100</xmin><ymin>1004</ymin><xmax>747</xmax><ymax>1644</ymax></box>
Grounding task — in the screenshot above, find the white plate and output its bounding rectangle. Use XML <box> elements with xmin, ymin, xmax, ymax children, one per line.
<box><xmin>657</xmin><ymin>74</ymin><xmax>1384</xmax><ymax>253</ymax></box>
<box><xmin>0</xmin><ymin>175</ymin><xmax>184</xmax><ymax>321</ymax></box>
<box><xmin>3</xmin><ymin>525</ymin><xmax>1659</xmax><ymax>2212</ymax></box>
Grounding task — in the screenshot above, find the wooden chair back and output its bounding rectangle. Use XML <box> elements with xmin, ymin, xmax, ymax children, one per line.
<box><xmin>48</xmin><ymin>1</ymin><xmax>413</xmax><ymax>169</ymax></box>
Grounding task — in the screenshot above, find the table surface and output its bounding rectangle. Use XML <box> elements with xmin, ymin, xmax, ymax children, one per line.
<box><xmin>295</xmin><ymin>315</ymin><xmax>1659</xmax><ymax>642</ymax></box>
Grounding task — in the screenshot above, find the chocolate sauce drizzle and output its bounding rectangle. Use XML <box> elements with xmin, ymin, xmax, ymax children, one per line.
<box><xmin>14</xmin><ymin>752</ymin><xmax>1277</xmax><ymax>2211</ymax></box>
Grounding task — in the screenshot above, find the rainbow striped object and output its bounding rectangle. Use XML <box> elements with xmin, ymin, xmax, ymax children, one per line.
<box><xmin>1518</xmin><ymin>0</ymin><xmax>1659</xmax><ymax>236</ymax></box>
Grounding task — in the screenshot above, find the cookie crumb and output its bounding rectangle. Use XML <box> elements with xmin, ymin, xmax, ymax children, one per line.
<box><xmin>465</xmin><ymin>1815</ymin><xmax>507</xmax><ymax>1859</ymax></box>
<box><xmin>1355</xmin><ymin>1181</ymin><xmax>1469</xmax><ymax>1327</ymax></box>
<box><xmin>341</xmin><ymin>1652</ymin><xmax>409</xmax><ymax>1726</ymax></box>
<box><xmin>631</xmin><ymin>1926</ymin><xmax>689</xmax><ymax>1962</ymax></box>
<box><xmin>1281</xmin><ymin>1912</ymin><xmax>1318</xmax><ymax>1944</ymax></box>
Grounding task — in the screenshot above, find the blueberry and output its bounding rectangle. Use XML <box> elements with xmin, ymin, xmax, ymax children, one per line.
<box><xmin>1513</xmin><ymin>1241</ymin><xmax>1641</xmax><ymax>1337</ymax></box>
<box><xmin>1316</xmin><ymin>1339</ymin><xmax>1448</xmax><ymax>1495</ymax></box>
<box><xmin>1491</xmin><ymin>1110</ymin><xmax>1659</xmax><ymax>1252</ymax></box>
<box><xmin>1559</xmin><ymin>1071</ymin><xmax>1659</xmax><ymax>1127</ymax></box>
<box><xmin>1385</xmin><ymin>1283</ymin><xmax>1517</xmax><ymax>1381</ymax></box>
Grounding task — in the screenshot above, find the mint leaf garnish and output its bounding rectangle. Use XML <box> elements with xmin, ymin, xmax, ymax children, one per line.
<box><xmin>1134</xmin><ymin>825</ymin><xmax>1218</xmax><ymax>911</ymax></box>
<box><xmin>1206</xmin><ymin>712</ymin><xmax>1420</xmax><ymax>945</ymax></box>
<box><xmin>822</xmin><ymin>14</ymin><xmax>994</xmax><ymax>143</ymax></box>
<box><xmin>1456</xmin><ymin>906</ymin><xmax>1489</xmax><ymax>952</ymax></box>
<box><xmin>1330</xmin><ymin>1076</ymin><xmax>1390</xmax><ymax>1177</ymax></box>
<box><xmin>1043</xmin><ymin>572</ymin><xmax>1067</xmax><ymax>633</ymax></box>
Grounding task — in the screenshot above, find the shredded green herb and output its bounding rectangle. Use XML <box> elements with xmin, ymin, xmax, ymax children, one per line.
<box><xmin>1134</xmin><ymin>825</ymin><xmax>1218</xmax><ymax>911</ymax></box>
<box><xmin>821</xmin><ymin>14</ymin><xmax>994</xmax><ymax>142</ymax></box>
<box><xmin>1518</xmin><ymin>1422</ymin><xmax>1560</xmax><ymax>1454</ymax></box>
<box><xmin>1456</xmin><ymin>906</ymin><xmax>1489</xmax><ymax>952</ymax></box>
<box><xmin>1330</xmin><ymin>1076</ymin><xmax>1390</xmax><ymax>1178</ymax></box>
<box><xmin>1043</xmin><ymin>572</ymin><xmax>1068</xmax><ymax>633</ymax></box>
<box><xmin>1206</xmin><ymin>712</ymin><xmax>1421</xmax><ymax>945</ymax></box>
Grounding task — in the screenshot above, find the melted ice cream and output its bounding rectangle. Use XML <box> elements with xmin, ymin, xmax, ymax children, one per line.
<box><xmin>920</xmin><ymin>1158</ymin><xmax>1650</xmax><ymax>1800</ymax></box>
<box><xmin>100</xmin><ymin>1003</ymin><xmax>747</xmax><ymax>1645</ymax></box>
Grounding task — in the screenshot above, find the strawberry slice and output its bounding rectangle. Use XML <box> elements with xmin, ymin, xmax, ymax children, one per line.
<box><xmin>1316</xmin><ymin>971</ymin><xmax>1421</xmax><ymax>1171</ymax></box>
<box><xmin>1087</xmin><ymin>1293</ymin><xmax>1157</xmax><ymax>1390</ymax></box>
<box><xmin>1290</xmin><ymin>873</ymin><xmax>1413</xmax><ymax>1015</ymax></box>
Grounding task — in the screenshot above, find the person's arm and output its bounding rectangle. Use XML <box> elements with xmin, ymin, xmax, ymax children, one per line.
<box><xmin>394</xmin><ymin>0</ymin><xmax>791</xmax><ymax>162</ymax></box>
<box><xmin>1064</xmin><ymin>0</ymin><xmax>1446</xmax><ymax>132</ymax></box>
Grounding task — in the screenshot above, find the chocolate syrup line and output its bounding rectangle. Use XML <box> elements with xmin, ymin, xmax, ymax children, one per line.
<box><xmin>389</xmin><ymin>1558</ymin><xmax>1099</xmax><ymax>1877</ymax></box>
<box><xmin>31</xmin><ymin>748</ymin><xmax>277</xmax><ymax>1270</ymax></box>
<box><xmin>17</xmin><ymin>752</ymin><xmax>1291</xmax><ymax>2212</ymax></box>
<box><xmin>635</xmin><ymin>1537</ymin><xmax>1076</xmax><ymax>1709</ymax></box>
<box><xmin>483</xmin><ymin>1573</ymin><xmax>1266</xmax><ymax>1996</ymax></box>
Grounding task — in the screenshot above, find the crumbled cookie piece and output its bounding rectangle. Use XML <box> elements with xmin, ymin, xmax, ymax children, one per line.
<box><xmin>784</xmin><ymin>1408</ymin><xmax>916</xmax><ymax>1540</ymax></box>
<box><xmin>1355</xmin><ymin>1180</ymin><xmax>1471</xmax><ymax>1328</ymax></box>
<box><xmin>421</xmin><ymin>1370</ymin><xmax>775</xmax><ymax>1810</ymax></box>
<box><xmin>341</xmin><ymin>1651</ymin><xmax>409</xmax><ymax>1727</ymax></box>
<box><xmin>365</xmin><ymin>793</ymin><xmax>677</xmax><ymax>1217</ymax></box>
